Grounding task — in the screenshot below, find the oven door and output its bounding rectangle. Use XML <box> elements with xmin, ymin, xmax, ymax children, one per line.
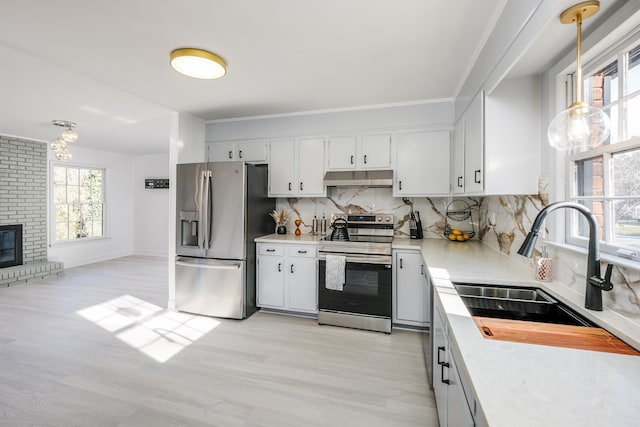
<box><xmin>318</xmin><ymin>253</ymin><xmax>392</xmax><ymax>318</ymax></box>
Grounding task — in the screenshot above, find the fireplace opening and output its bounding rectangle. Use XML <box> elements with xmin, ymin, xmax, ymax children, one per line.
<box><xmin>0</xmin><ymin>224</ymin><xmax>23</xmax><ymax>268</ymax></box>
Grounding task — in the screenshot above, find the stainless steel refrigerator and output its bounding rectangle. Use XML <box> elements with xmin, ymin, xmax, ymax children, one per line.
<box><xmin>175</xmin><ymin>161</ymin><xmax>274</xmax><ymax>319</ymax></box>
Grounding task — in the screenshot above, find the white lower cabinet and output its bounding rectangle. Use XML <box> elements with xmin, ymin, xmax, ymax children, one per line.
<box><xmin>433</xmin><ymin>294</ymin><xmax>477</xmax><ymax>427</ymax></box>
<box><xmin>393</xmin><ymin>250</ymin><xmax>429</xmax><ymax>327</ymax></box>
<box><xmin>257</xmin><ymin>243</ymin><xmax>317</xmax><ymax>314</ymax></box>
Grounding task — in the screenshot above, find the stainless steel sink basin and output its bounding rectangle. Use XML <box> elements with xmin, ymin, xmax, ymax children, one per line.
<box><xmin>453</xmin><ymin>283</ymin><xmax>595</xmax><ymax>327</ymax></box>
<box><xmin>454</xmin><ymin>283</ymin><xmax>557</xmax><ymax>314</ymax></box>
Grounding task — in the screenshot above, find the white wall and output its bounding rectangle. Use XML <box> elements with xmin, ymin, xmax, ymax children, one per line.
<box><xmin>205</xmin><ymin>101</ymin><xmax>454</xmax><ymax>142</ymax></box>
<box><xmin>133</xmin><ymin>153</ymin><xmax>170</xmax><ymax>256</ymax></box>
<box><xmin>48</xmin><ymin>146</ymin><xmax>134</xmax><ymax>268</ymax></box>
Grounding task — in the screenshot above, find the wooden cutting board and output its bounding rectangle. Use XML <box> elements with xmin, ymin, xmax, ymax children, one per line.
<box><xmin>473</xmin><ymin>316</ymin><xmax>640</xmax><ymax>356</ymax></box>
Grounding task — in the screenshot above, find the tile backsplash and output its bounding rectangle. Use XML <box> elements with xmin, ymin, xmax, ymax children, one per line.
<box><xmin>275</xmin><ymin>187</ymin><xmax>480</xmax><ymax>239</ymax></box>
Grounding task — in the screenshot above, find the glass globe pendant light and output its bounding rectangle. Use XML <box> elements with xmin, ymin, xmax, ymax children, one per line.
<box><xmin>50</xmin><ymin>137</ymin><xmax>67</xmax><ymax>152</ymax></box>
<box><xmin>548</xmin><ymin>1</ymin><xmax>610</xmax><ymax>151</ymax></box>
<box><xmin>60</xmin><ymin>126</ymin><xmax>78</xmax><ymax>143</ymax></box>
<box><xmin>50</xmin><ymin>120</ymin><xmax>78</xmax><ymax>161</ymax></box>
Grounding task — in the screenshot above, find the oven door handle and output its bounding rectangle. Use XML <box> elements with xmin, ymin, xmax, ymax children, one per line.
<box><xmin>318</xmin><ymin>253</ymin><xmax>392</xmax><ymax>265</ymax></box>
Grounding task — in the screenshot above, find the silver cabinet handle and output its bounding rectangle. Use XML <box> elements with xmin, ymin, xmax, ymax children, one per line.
<box><xmin>399</xmin><ymin>258</ymin><xmax>403</xmax><ymax>269</ymax></box>
<box><xmin>457</xmin><ymin>176</ymin><xmax>463</xmax><ymax>188</ymax></box>
<box><xmin>239</xmin><ymin>150</ymin><xmax>243</xmax><ymax>159</ymax></box>
<box><xmin>288</xmin><ymin>182</ymin><xmax>292</xmax><ymax>191</ymax></box>
<box><xmin>298</xmin><ymin>249</ymin><xmax>307</xmax><ymax>254</ymax></box>
<box><xmin>278</xmin><ymin>263</ymin><xmax>282</xmax><ymax>272</ymax></box>
<box><xmin>364</xmin><ymin>154</ymin><xmax>368</xmax><ymax>164</ymax></box>
<box><xmin>350</xmin><ymin>155</ymin><xmax>354</xmax><ymax>164</ymax></box>
<box><xmin>290</xmin><ymin>264</ymin><xmax>294</xmax><ymax>274</ymax></box>
<box><xmin>421</xmin><ymin>264</ymin><xmax>424</xmax><ymax>275</ymax></box>
<box><xmin>474</xmin><ymin>169</ymin><xmax>481</xmax><ymax>184</ymax></box>
<box><xmin>300</xmin><ymin>182</ymin><xmax>303</xmax><ymax>191</ymax></box>
<box><xmin>228</xmin><ymin>150</ymin><xmax>233</xmax><ymax>159</ymax></box>
<box><xmin>266</xmin><ymin>248</ymin><xmax>276</xmax><ymax>252</ymax></box>
<box><xmin>399</xmin><ymin>180</ymin><xmax>403</xmax><ymax>190</ymax></box>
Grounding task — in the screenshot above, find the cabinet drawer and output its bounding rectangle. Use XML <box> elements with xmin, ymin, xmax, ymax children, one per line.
<box><xmin>258</xmin><ymin>244</ymin><xmax>284</xmax><ymax>256</ymax></box>
<box><xmin>287</xmin><ymin>246</ymin><xmax>317</xmax><ymax>258</ymax></box>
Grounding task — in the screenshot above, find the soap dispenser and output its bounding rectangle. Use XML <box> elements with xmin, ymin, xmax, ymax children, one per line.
<box><xmin>535</xmin><ymin>245</ymin><xmax>553</xmax><ymax>282</ymax></box>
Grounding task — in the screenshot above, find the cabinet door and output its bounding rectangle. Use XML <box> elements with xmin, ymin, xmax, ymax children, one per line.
<box><xmin>257</xmin><ymin>255</ymin><xmax>285</xmax><ymax>308</ymax></box>
<box><xmin>297</xmin><ymin>137</ymin><xmax>326</xmax><ymax>196</ymax></box>
<box><xmin>464</xmin><ymin>91</ymin><xmax>484</xmax><ymax>193</ymax></box>
<box><xmin>268</xmin><ymin>140</ymin><xmax>297</xmax><ymax>196</ymax></box>
<box><xmin>395</xmin><ymin>251</ymin><xmax>427</xmax><ymax>324</ymax></box>
<box><xmin>395</xmin><ymin>131</ymin><xmax>450</xmax><ymax>196</ymax></box>
<box><xmin>447</xmin><ymin>352</ymin><xmax>475</xmax><ymax>427</ymax></box>
<box><xmin>452</xmin><ymin>118</ymin><xmax>465</xmax><ymax>194</ymax></box>
<box><xmin>327</xmin><ymin>136</ymin><xmax>357</xmax><ymax>170</ymax></box>
<box><xmin>208</xmin><ymin>142</ymin><xmax>235</xmax><ymax>161</ymax></box>
<box><xmin>432</xmin><ymin>302</ymin><xmax>448</xmax><ymax>427</ymax></box>
<box><xmin>237</xmin><ymin>141</ymin><xmax>267</xmax><ymax>163</ymax></box>
<box><xmin>360</xmin><ymin>134</ymin><xmax>392</xmax><ymax>169</ymax></box>
<box><xmin>288</xmin><ymin>256</ymin><xmax>317</xmax><ymax>313</ymax></box>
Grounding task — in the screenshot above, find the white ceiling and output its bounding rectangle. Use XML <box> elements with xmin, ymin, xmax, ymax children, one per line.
<box><xmin>0</xmin><ymin>0</ymin><xmax>509</xmax><ymax>155</ymax></box>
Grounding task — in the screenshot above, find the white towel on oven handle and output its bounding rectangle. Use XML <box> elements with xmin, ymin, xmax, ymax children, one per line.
<box><xmin>325</xmin><ymin>254</ymin><xmax>346</xmax><ymax>291</ymax></box>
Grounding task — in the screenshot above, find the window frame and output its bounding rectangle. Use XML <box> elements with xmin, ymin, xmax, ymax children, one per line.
<box><xmin>49</xmin><ymin>162</ymin><xmax>108</xmax><ymax>245</ymax></box>
<box><xmin>564</xmin><ymin>30</ymin><xmax>640</xmax><ymax>262</ymax></box>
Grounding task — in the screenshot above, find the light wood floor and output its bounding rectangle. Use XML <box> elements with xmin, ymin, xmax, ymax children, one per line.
<box><xmin>0</xmin><ymin>256</ymin><xmax>438</xmax><ymax>426</ymax></box>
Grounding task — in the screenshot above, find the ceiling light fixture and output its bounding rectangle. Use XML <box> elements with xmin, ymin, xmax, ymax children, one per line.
<box><xmin>50</xmin><ymin>120</ymin><xmax>77</xmax><ymax>161</ymax></box>
<box><xmin>170</xmin><ymin>48</ymin><xmax>227</xmax><ymax>79</ymax></box>
<box><xmin>548</xmin><ymin>1</ymin><xmax>610</xmax><ymax>151</ymax></box>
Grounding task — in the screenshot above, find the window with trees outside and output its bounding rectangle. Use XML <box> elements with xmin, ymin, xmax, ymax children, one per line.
<box><xmin>567</xmin><ymin>35</ymin><xmax>640</xmax><ymax>261</ymax></box>
<box><xmin>52</xmin><ymin>165</ymin><xmax>105</xmax><ymax>242</ymax></box>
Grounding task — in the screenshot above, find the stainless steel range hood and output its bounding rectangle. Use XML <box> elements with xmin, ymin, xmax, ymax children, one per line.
<box><xmin>323</xmin><ymin>170</ymin><xmax>394</xmax><ymax>187</ymax></box>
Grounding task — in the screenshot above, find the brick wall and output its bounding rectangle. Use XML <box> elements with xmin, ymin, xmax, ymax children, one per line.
<box><xmin>0</xmin><ymin>135</ymin><xmax>48</xmax><ymax>262</ymax></box>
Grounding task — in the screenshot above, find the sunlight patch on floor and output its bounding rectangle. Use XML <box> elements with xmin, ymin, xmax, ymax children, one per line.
<box><xmin>76</xmin><ymin>295</ymin><xmax>220</xmax><ymax>362</ymax></box>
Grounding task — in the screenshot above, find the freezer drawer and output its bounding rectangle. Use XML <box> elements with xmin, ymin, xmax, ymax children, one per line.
<box><xmin>175</xmin><ymin>257</ymin><xmax>246</xmax><ymax>319</ymax></box>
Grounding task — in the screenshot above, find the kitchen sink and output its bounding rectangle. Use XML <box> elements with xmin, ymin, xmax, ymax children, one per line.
<box><xmin>453</xmin><ymin>283</ymin><xmax>595</xmax><ymax>327</ymax></box>
<box><xmin>452</xmin><ymin>283</ymin><xmax>639</xmax><ymax>355</ymax></box>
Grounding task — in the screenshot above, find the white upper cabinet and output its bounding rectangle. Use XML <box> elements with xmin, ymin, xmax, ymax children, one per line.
<box><xmin>208</xmin><ymin>140</ymin><xmax>267</xmax><ymax>163</ymax></box>
<box><xmin>269</xmin><ymin>138</ymin><xmax>326</xmax><ymax>197</ymax></box>
<box><xmin>394</xmin><ymin>130</ymin><xmax>450</xmax><ymax>197</ymax></box>
<box><xmin>326</xmin><ymin>133</ymin><xmax>392</xmax><ymax>170</ymax></box>
<box><xmin>458</xmin><ymin>76</ymin><xmax>541</xmax><ymax>195</ymax></box>
<box><xmin>452</xmin><ymin>118</ymin><xmax>465</xmax><ymax>194</ymax></box>
<box><xmin>464</xmin><ymin>92</ymin><xmax>484</xmax><ymax>194</ymax></box>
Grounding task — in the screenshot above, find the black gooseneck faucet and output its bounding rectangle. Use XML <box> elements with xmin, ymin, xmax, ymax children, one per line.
<box><xmin>517</xmin><ymin>201</ymin><xmax>614</xmax><ymax>311</ymax></box>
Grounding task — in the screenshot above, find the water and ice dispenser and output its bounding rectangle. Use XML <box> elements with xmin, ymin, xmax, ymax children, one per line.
<box><xmin>180</xmin><ymin>211</ymin><xmax>199</xmax><ymax>247</ymax></box>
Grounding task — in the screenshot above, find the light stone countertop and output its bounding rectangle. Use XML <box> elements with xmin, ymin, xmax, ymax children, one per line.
<box><xmin>255</xmin><ymin>233</ymin><xmax>326</xmax><ymax>244</ymax></box>
<box><xmin>395</xmin><ymin>237</ymin><xmax>640</xmax><ymax>427</ymax></box>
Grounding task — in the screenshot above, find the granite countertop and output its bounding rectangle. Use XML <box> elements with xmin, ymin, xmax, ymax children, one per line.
<box><xmin>397</xmin><ymin>238</ymin><xmax>640</xmax><ymax>427</ymax></box>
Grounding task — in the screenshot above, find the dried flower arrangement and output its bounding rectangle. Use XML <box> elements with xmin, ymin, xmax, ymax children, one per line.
<box><xmin>269</xmin><ymin>209</ymin><xmax>291</xmax><ymax>226</ymax></box>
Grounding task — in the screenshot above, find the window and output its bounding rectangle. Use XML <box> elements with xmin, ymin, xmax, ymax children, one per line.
<box><xmin>52</xmin><ymin>164</ymin><xmax>105</xmax><ymax>242</ymax></box>
<box><xmin>567</xmin><ymin>36</ymin><xmax>640</xmax><ymax>260</ymax></box>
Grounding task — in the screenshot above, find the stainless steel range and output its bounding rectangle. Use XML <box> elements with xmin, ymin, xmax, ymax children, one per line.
<box><xmin>317</xmin><ymin>213</ymin><xmax>394</xmax><ymax>333</ymax></box>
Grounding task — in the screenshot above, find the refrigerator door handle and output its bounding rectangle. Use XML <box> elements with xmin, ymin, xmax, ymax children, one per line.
<box><xmin>175</xmin><ymin>260</ymin><xmax>242</xmax><ymax>270</ymax></box>
<box><xmin>197</xmin><ymin>170</ymin><xmax>206</xmax><ymax>250</ymax></box>
<box><xmin>199</xmin><ymin>170</ymin><xmax>213</xmax><ymax>250</ymax></box>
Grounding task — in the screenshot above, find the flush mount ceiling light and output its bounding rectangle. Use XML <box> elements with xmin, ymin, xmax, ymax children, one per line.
<box><xmin>170</xmin><ymin>48</ymin><xmax>227</xmax><ymax>79</ymax></box>
<box><xmin>50</xmin><ymin>120</ymin><xmax>78</xmax><ymax>161</ymax></box>
<box><xmin>548</xmin><ymin>1</ymin><xmax>610</xmax><ymax>151</ymax></box>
